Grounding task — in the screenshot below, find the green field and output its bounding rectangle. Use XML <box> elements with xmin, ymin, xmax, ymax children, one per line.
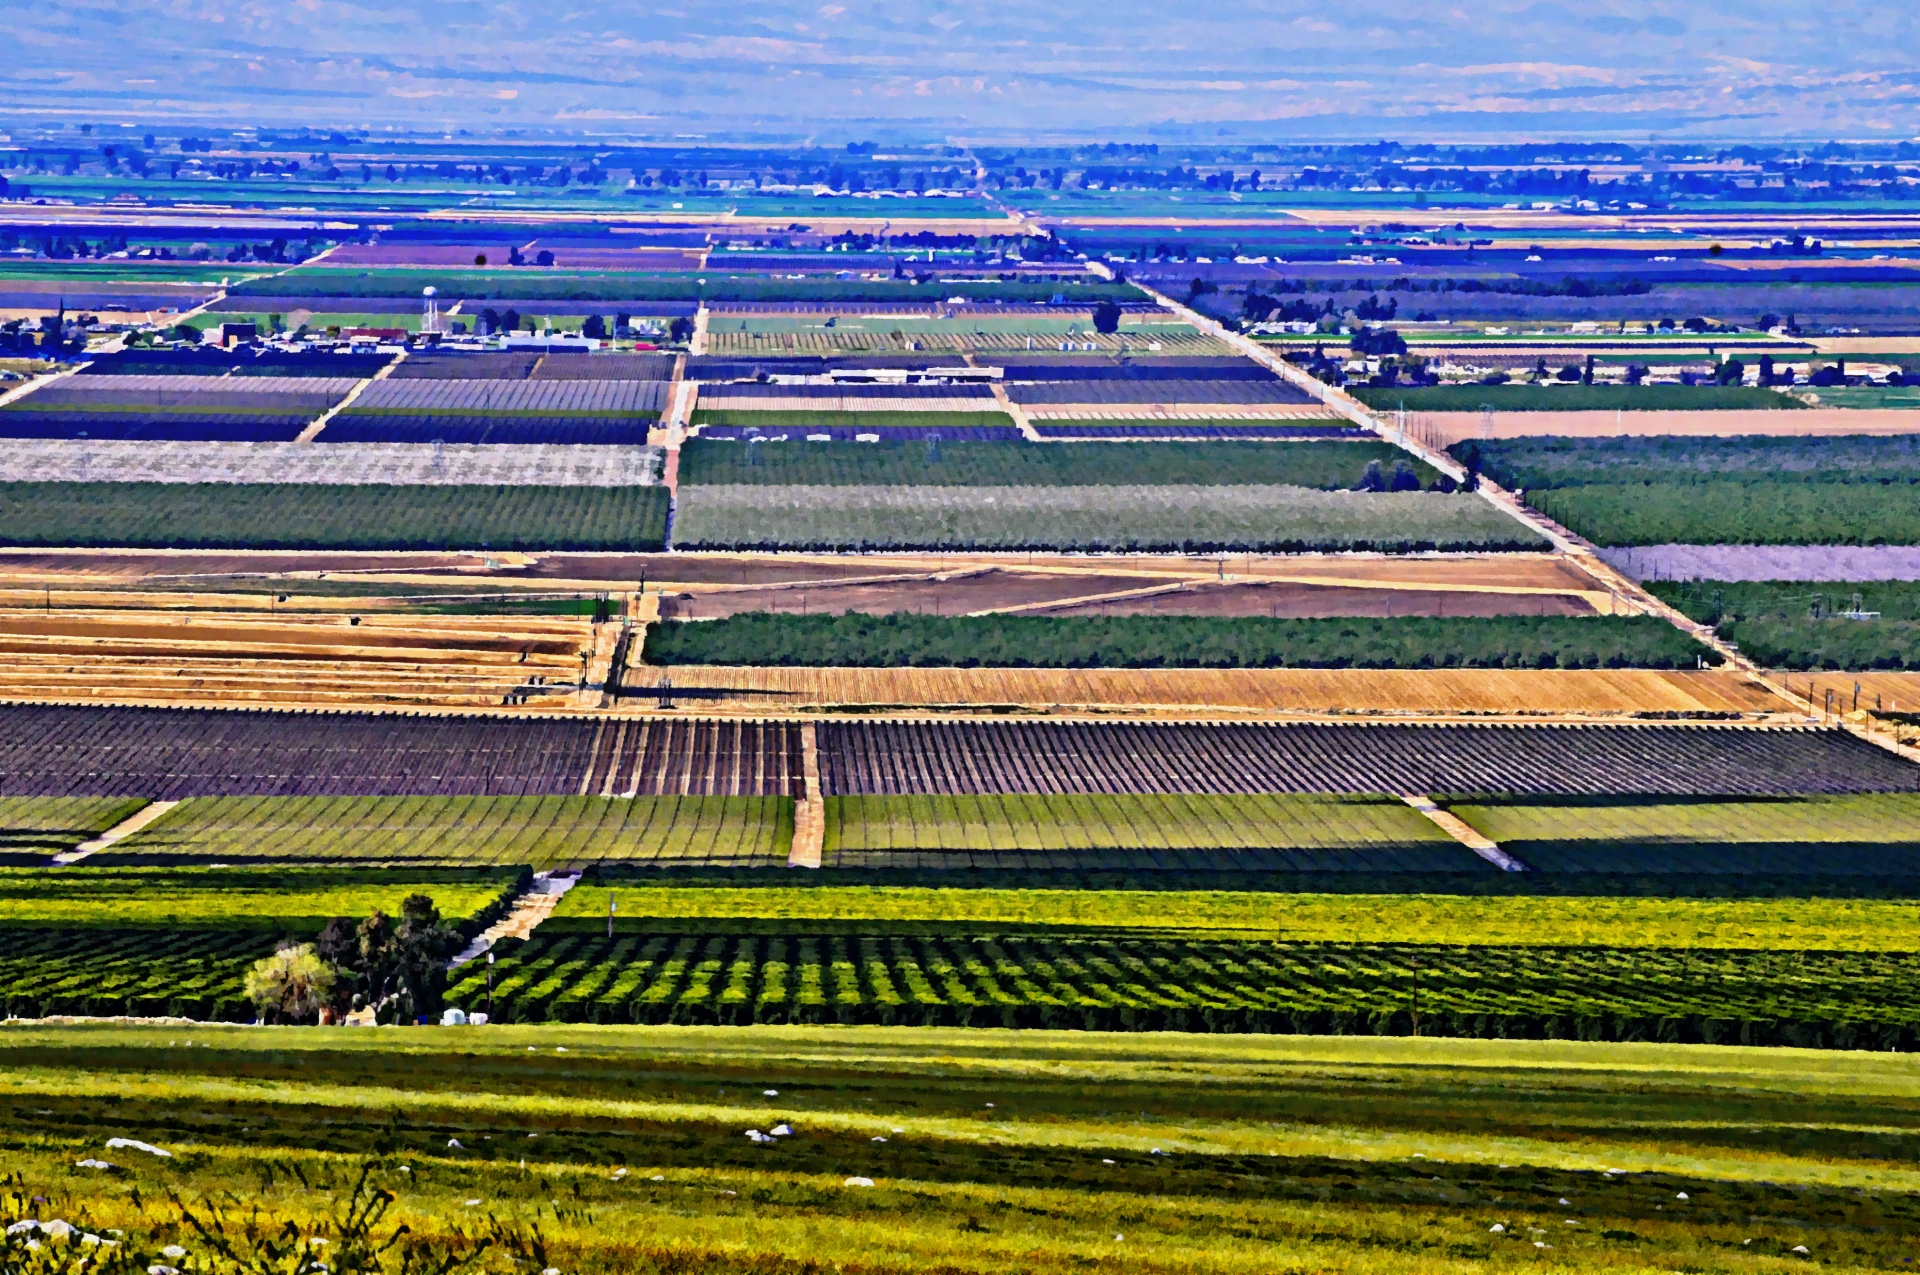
<box><xmin>821</xmin><ymin>793</ymin><xmax>1455</xmax><ymax>868</ymax></box>
<box><xmin>668</xmin><ymin>484</ymin><xmax>1545</xmax><ymax>552</ymax></box>
<box><xmin>641</xmin><ymin>612</ymin><xmax>1711</xmax><ymax>670</ymax></box>
<box><xmin>0</xmin><ymin>865</ymin><xmax>519</xmax><ymax>929</ymax></box>
<box><xmin>8</xmin><ymin>1027</ymin><xmax>1920</xmax><ymax>1273</ymax></box>
<box><xmin>102</xmin><ymin>796</ymin><xmax>793</xmax><ymax>868</ymax></box>
<box><xmin>1450</xmin><ymin>795</ymin><xmax>1920</xmax><ymax>872</ymax></box>
<box><xmin>1652</xmin><ymin>580</ymin><xmax>1920</xmax><ymax>671</ymax></box>
<box><xmin>449</xmin><ymin>930</ymin><xmax>1920</xmax><ymax>1042</ymax></box>
<box><xmin>543</xmin><ymin>880</ymin><xmax>1920</xmax><ymax>952</ymax></box>
<box><xmin>0</xmin><ymin>483</ymin><xmax>669</xmax><ymax>551</ymax></box>
<box><xmin>1527</xmin><ymin>481</ymin><xmax>1920</xmax><ymax>546</ymax></box>
<box><xmin>1456</xmin><ymin>434</ymin><xmax>1920</xmax><ymax>489</ymax></box>
<box><xmin>679</xmin><ymin>438</ymin><xmax>1435</xmax><ymax>488</ymax></box>
<box><xmin>0</xmin><ymin>796</ymin><xmax>149</xmax><ymax>863</ymax></box>
<box><xmin>1351</xmin><ymin>384</ymin><xmax>1804</xmax><ymax>412</ymax></box>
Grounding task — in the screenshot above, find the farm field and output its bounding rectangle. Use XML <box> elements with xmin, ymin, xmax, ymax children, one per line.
<box><xmin>815</xmin><ymin>720</ymin><xmax>1917</xmax><ymax>797</ymax></box>
<box><xmin>0</xmin><ymin>865</ymin><xmax>520</xmax><ymax>928</ymax></box>
<box><xmin>0</xmin><ymin>439</ymin><xmax>665</xmax><ymax>486</ymax></box>
<box><xmin>677</xmin><ymin>438</ymin><xmax>1435</xmax><ymax>488</ymax></box>
<box><xmin>817</xmin><ymin>792</ymin><xmax>1453</xmax><ymax>860</ymax></box>
<box><xmin>1415</xmin><ymin>408</ymin><xmax>1920</xmax><ymax>444</ymax></box>
<box><xmin>0</xmin><ymin>707</ymin><xmax>805</xmax><ymax>798</ymax></box>
<box><xmin>97</xmin><ymin>795</ymin><xmax>794</xmax><ymax>868</ymax></box>
<box><xmin>0</xmin><ymin>795</ymin><xmax>149</xmax><ymax>863</ymax></box>
<box><xmin>0</xmin><ymin>482</ymin><xmax>670</xmax><ymax>550</ymax></box>
<box><xmin>543</xmin><ymin>878</ymin><xmax>1920</xmax><ymax>950</ymax></box>
<box><xmin>1652</xmin><ymin>579</ymin><xmax>1920</xmax><ymax>670</ymax></box>
<box><xmin>637</xmin><ymin>665</ymin><xmax>1784</xmax><ymax>716</ymax></box>
<box><xmin>3</xmin><ymin>1029</ymin><xmax>1920</xmax><ymax>1275</ymax></box>
<box><xmin>1528</xmin><ymin>482</ymin><xmax>1920</xmax><ymax>546</ymax></box>
<box><xmin>1352</xmin><ymin>385</ymin><xmax>1803</xmax><ymax>412</ymax></box>
<box><xmin>641</xmin><ymin>612</ymin><xmax>1711</xmax><ymax>670</ymax></box>
<box><xmin>1448</xmin><ymin>795</ymin><xmax>1920</xmax><ymax>873</ymax></box>
<box><xmin>447</xmin><ymin>930</ymin><xmax>1920</xmax><ymax>1042</ymax></box>
<box><xmin>669</xmin><ymin>484</ymin><xmax>1543</xmax><ymax>552</ymax></box>
<box><xmin>1459</xmin><ymin>433</ymin><xmax>1920</xmax><ymax>489</ymax></box>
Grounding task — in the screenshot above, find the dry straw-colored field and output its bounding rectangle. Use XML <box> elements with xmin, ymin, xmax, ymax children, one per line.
<box><xmin>644</xmin><ymin>664</ymin><xmax>1787</xmax><ymax>718</ymax></box>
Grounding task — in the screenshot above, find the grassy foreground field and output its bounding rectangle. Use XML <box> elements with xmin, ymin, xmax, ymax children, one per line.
<box><xmin>3</xmin><ymin>1024</ymin><xmax>1920</xmax><ymax>1274</ymax></box>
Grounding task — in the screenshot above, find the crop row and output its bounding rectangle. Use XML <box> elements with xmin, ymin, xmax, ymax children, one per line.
<box><xmin>0</xmin><ymin>708</ymin><xmax>803</xmax><ymax>799</ymax></box>
<box><xmin>1448</xmin><ymin>795</ymin><xmax>1920</xmax><ymax>872</ymax></box>
<box><xmin>1652</xmin><ymin>580</ymin><xmax>1920</xmax><ymax>670</ymax></box>
<box><xmin>0</xmin><ymin>412</ymin><xmax>311</xmax><ymax>441</ymax></box>
<box><xmin>676</xmin><ymin>438</ymin><xmax>1427</xmax><ymax>488</ymax></box>
<box><xmin>0</xmin><ymin>439</ymin><xmax>662</xmax><ymax>487</ymax></box>
<box><xmin>0</xmin><ymin>796</ymin><xmax>148</xmax><ymax>863</ymax></box>
<box><xmin>98</xmin><ymin>795</ymin><xmax>792</xmax><ymax>867</ymax></box>
<box><xmin>822</xmin><ymin>793</ymin><xmax>1450</xmax><ymax>854</ymax></box>
<box><xmin>88</xmin><ymin>349</ymin><xmax>393</xmax><ymax>377</ymax></box>
<box><xmin>1006</xmin><ymin>379</ymin><xmax>1315</xmax><ymax>405</ymax></box>
<box><xmin>1031</xmin><ymin>422</ymin><xmax>1368</xmax><ymax>440</ymax></box>
<box><xmin>445</xmin><ymin>931</ymin><xmax>1920</xmax><ymax>1048</ymax></box>
<box><xmin>0</xmin><ymin>482</ymin><xmax>668</xmax><ymax>550</ymax></box>
<box><xmin>0</xmin><ymin>929</ymin><xmax>277</xmax><ymax>1022</ymax></box>
<box><xmin>669</xmin><ymin>485</ymin><xmax>1543</xmax><ymax>553</ymax></box>
<box><xmin>321</xmin><ymin>414</ymin><xmax>656</xmax><ymax>446</ymax></box>
<box><xmin>816</xmin><ymin>720</ymin><xmax>1920</xmax><ymax>797</ymax></box>
<box><xmin>47</xmin><ymin>372</ymin><xmax>360</xmax><ymax>393</ymax></box>
<box><xmin>1527</xmin><ymin>482</ymin><xmax>1920</xmax><ymax>548</ymax></box>
<box><xmin>642</xmin><ymin>613</ymin><xmax>1710</xmax><ymax>671</ymax></box>
<box><xmin>357</xmin><ymin>379</ymin><xmax>670</xmax><ymax>413</ymax></box>
<box><xmin>1456</xmin><ymin>435</ymin><xmax>1920</xmax><ymax>490</ymax></box>
<box><xmin>0</xmin><ymin>865</ymin><xmax>523</xmax><ymax>930</ymax></box>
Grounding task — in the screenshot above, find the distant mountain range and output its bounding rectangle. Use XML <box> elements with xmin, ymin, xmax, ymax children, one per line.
<box><xmin>6</xmin><ymin>0</ymin><xmax>1917</xmax><ymax>139</ymax></box>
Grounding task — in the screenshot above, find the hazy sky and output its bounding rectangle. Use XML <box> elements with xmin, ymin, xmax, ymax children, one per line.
<box><xmin>9</xmin><ymin>1</ymin><xmax>1919</xmax><ymax>140</ymax></box>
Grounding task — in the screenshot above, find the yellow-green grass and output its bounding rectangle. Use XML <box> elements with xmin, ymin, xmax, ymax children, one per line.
<box><xmin>824</xmin><ymin>793</ymin><xmax>1448</xmax><ymax>853</ymax></box>
<box><xmin>2</xmin><ymin>1024</ymin><xmax>1919</xmax><ymax>1273</ymax></box>
<box><xmin>546</xmin><ymin>882</ymin><xmax>1920</xmax><ymax>950</ymax></box>
<box><xmin>102</xmin><ymin>795</ymin><xmax>793</xmax><ymax>869</ymax></box>
<box><xmin>0</xmin><ymin>866</ymin><xmax>515</xmax><ymax>928</ymax></box>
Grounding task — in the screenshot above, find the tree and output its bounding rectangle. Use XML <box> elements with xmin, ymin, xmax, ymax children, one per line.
<box><xmin>245</xmin><ymin>943</ymin><xmax>336</xmax><ymax>1024</ymax></box>
<box><xmin>535</xmin><ymin>249</ymin><xmax>555</xmax><ymax>266</ymax></box>
<box><xmin>474</xmin><ymin>252</ymin><xmax>488</xmax><ymax>266</ymax></box>
<box><xmin>1091</xmin><ymin>300</ymin><xmax>1121</xmax><ymax>334</ymax></box>
<box><xmin>1389</xmin><ymin>460</ymin><xmax>1422</xmax><ymax>492</ymax></box>
<box><xmin>669</xmin><ymin>316</ymin><xmax>694</xmax><ymax>343</ymax></box>
<box><xmin>1353</xmin><ymin>459</ymin><xmax>1387</xmax><ymax>492</ymax></box>
<box><xmin>581</xmin><ymin>314</ymin><xmax>606</xmax><ymax>339</ymax></box>
<box><xmin>325</xmin><ymin>896</ymin><xmax>463</xmax><ymax>1025</ymax></box>
<box><xmin>501</xmin><ymin>307</ymin><xmax>522</xmax><ymax>334</ymax></box>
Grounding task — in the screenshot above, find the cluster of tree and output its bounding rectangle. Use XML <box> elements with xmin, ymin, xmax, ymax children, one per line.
<box><xmin>245</xmin><ymin>894</ymin><xmax>465</xmax><ymax>1025</ymax></box>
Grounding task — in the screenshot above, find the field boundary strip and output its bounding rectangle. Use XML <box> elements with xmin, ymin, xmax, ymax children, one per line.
<box><xmin>1398</xmin><ymin>795</ymin><xmax>1527</xmax><ymax>871</ymax></box>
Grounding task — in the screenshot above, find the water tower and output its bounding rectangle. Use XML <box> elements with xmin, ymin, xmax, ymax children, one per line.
<box><xmin>422</xmin><ymin>286</ymin><xmax>440</xmax><ymax>336</ymax></box>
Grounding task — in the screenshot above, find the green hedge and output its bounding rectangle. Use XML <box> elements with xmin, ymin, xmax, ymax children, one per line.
<box><xmin>0</xmin><ymin>482</ymin><xmax>668</xmax><ymax>550</ymax></box>
<box><xmin>641</xmin><ymin>612</ymin><xmax>1713</xmax><ymax>670</ymax></box>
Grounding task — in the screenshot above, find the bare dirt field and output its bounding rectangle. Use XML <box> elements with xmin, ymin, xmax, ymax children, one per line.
<box><xmin>628</xmin><ymin>665</ymin><xmax>1786</xmax><ymax>718</ymax></box>
<box><xmin>1424</xmin><ymin>408</ymin><xmax>1920</xmax><ymax>443</ymax></box>
<box><xmin>1040</xmin><ymin>579</ymin><xmax>1595</xmax><ymax>618</ymax></box>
